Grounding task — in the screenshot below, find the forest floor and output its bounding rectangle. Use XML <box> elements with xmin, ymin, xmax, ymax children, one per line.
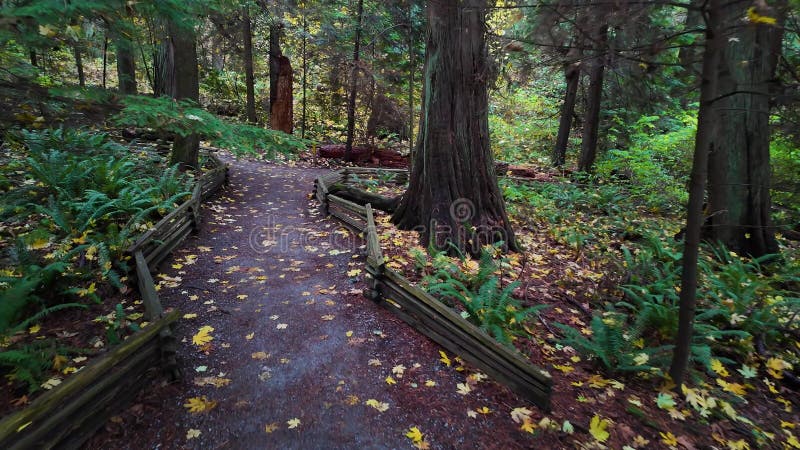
<box><xmin>86</xmin><ymin>153</ymin><xmax>547</xmax><ymax>450</ymax></box>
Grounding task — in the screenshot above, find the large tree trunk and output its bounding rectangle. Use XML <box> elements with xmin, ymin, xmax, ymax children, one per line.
<box><xmin>578</xmin><ymin>21</ymin><xmax>608</xmax><ymax>172</ymax></box>
<box><xmin>553</xmin><ymin>57</ymin><xmax>581</xmax><ymax>167</ymax></box>
<box><xmin>167</xmin><ymin>20</ymin><xmax>200</xmax><ymax>169</ymax></box>
<box><xmin>301</xmin><ymin>6</ymin><xmax>308</xmax><ymax>138</ymax></box>
<box><xmin>669</xmin><ymin>0</ymin><xmax>723</xmax><ymax>389</ymax></box>
<box><xmin>242</xmin><ymin>6</ymin><xmax>257</xmax><ymax>123</ymax></box>
<box><xmin>270</xmin><ymin>56</ymin><xmax>293</xmax><ymax>134</ymax></box>
<box><xmin>345</xmin><ymin>0</ymin><xmax>365</xmax><ymax>161</ymax></box>
<box><xmin>705</xmin><ymin>0</ymin><xmax>784</xmax><ymax>257</ymax></box>
<box><xmin>391</xmin><ymin>0</ymin><xmax>517</xmax><ymax>255</ymax></box>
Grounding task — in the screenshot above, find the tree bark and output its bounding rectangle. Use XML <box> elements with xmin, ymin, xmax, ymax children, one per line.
<box><xmin>271</xmin><ymin>56</ymin><xmax>293</xmax><ymax>134</ymax></box>
<box><xmin>578</xmin><ymin>21</ymin><xmax>608</xmax><ymax>172</ymax></box>
<box><xmin>553</xmin><ymin>58</ymin><xmax>581</xmax><ymax>167</ymax></box>
<box><xmin>167</xmin><ymin>20</ymin><xmax>200</xmax><ymax>169</ymax></box>
<box><xmin>242</xmin><ymin>6</ymin><xmax>257</xmax><ymax>123</ymax></box>
<box><xmin>329</xmin><ymin>184</ymin><xmax>400</xmax><ymax>213</ymax></box>
<box><xmin>705</xmin><ymin>0</ymin><xmax>784</xmax><ymax>257</ymax></box>
<box><xmin>669</xmin><ymin>0</ymin><xmax>723</xmax><ymax>389</ymax></box>
<box><xmin>391</xmin><ymin>0</ymin><xmax>517</xmax><ymax>255</ymax></box>
<box><xmin>102</xmin><ymin>34</ymin><xmax>108</xmax><ymax>89</ymax></box>
<box><xmin>345</xmin><ymin>0</ymin><xmax>365</xmax><ymax>161</ymax></box>
<box><xmin>29</xmin><ymin>50</ymin><xmax>38</xmax><ymax>67</ymax></box>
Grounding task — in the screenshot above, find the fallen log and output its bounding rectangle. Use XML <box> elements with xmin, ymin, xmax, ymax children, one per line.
<box><xmin>328</xmin><ymin>183</ymin><xmax>400</xmax><ymax>214</ymax></box>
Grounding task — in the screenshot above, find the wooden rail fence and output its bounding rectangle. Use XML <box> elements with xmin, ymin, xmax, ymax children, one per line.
<box><xmin>314</xmin><ymin>168</ymin><xmax>552</xmax><ymax>410</ymax></box>
<box><xmin>0</xmin><ymin>150</ymin><xmax>229</xmax><ymax>449</ymax></box>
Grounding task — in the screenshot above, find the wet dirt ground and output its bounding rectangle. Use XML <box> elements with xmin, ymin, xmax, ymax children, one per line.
<box><xmin>87</xmin><ymin>155</ymin><xmax>546</xmax><ymax>450</ymax></box>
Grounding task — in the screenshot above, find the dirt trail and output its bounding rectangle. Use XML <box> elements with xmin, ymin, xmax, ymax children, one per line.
<box><xmin>88</xmin><ymin>155</ymin><xmax>543</xmax><ymax>449</ymax></box>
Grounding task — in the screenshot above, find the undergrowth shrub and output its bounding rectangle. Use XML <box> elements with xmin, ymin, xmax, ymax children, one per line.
<box><xmin>561</xmin><ymin>237</ymin><xmax>800</xmax><ymax>376</ymax></box>
<box><xmin>0</xmin><ymin>127</ymin><xmax>193</xmax><ymax>390</ymax></box>
<box><xmin>421</xmin><ymin>245</ymin><xmax>547</xmax><ymax>345</ymax></box>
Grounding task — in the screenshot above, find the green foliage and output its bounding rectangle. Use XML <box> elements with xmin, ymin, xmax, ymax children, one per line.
<box><xmin>422</xmin><ymin>246</ymin><xmax>547</xmax><ymax>345</ymax></box>
<box><xmin>555</xmin><ymin>314</ymin><xmax>669</xmax><ymax>374</ymax></box>
<box><xmin>114</xmin><ymin>96</ymin><xmax>311</xmax><ymax>159</ymax></box>
<box><xmin>0</xmin><ymin>127</ymin><xmax>188</xmax><ymax>328</ymax></box>
<box><xmin>597</xmin><ymin>112</ymin><xmax>696</xmax><ymax>213</ymax></box>
<box><xmin>489</xmin><ymin>88</ymin><xmax>560</xmax><ymax>164</ymax></box>
<box><xmin>102</xmin><ymin>303</ymin><xmax>141</xmax><ymax>346</ymax></box>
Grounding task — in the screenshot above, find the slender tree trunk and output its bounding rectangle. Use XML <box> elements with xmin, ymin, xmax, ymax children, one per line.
<box><xmin>269</xmin><ymin>22</ymin><xmax>282</xmax><ymax>126</ymax></box>
<box><xmin>345</xmin><ymin>0</ymin><xmax>365</xmax><ymax>161</ymax></box>
<box><xmin>168</xmin><ymin>20</ymin><xmax>200</xmax><ymax>169</ymax></box>
<box><xmin>553</xmin><ymin>58</ymin><xmax>581</xmax><ymax>167</ymax></box>
<box><xmin>73</xmin><ymin>45</ymin><xmax>85</xmax><ymax>88</ymax></box>
<box><xmin>578</xmin><ymin>22</ymin><xmax>608</xmax><ymax>172</ymax></box>
<box><xmin>391</xmin><ymin>0</ymin><xmax>517</xmax><ymax>255</ymax></box>
<box><xmin>242</xmin><ymin>6</ymin><xmax>257</xmax><ymax>123</ymax></box>
<box><xmin>704</xmin><ymin>0</ymin><xmax>784</xmax><ymax>257</ymax></box>
<box><xmin>29</xmin><ymin>50</ymin><xmax>38</xmax><ymax>67</ymax></box>
<box><xmin>102</xmin><ymin>34</ymin><xmax>108</xmax><ymax>89</ymax></box>
<box><xmin>669</xmin><ymin>0</ymin><xmax>722</xmax><ymax>388</ymax></box>
<box><xmin>301</xmin><ymin>6</ymin><xmax>308</xmax><ymax>139</ymax></box>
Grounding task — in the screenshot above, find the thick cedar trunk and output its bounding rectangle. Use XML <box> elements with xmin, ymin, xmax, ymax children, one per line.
<box><xmin>578</xmin><ymin>22</ymin><xmax>608</xmax><ymax>172</ymax></box>
<box><xmin>345</xmin><ymin>0</ymin><xmax>365</xmax><ymax>161</ymax></box>
<box><xmin>553</xmin><ymin>59</ymin><xmax>580</xmax><ymax>167</ymax></box>
<box><xmin>705</xmin><ymin>0</ymin><xmax>784</xmax><ymax>257</ymax></box>
<box><xmin>73</xmin><ymin>45</ymin><xmax>85</xmax><ymax>88</ymax></box>
<box><xmin>167</xmin><ymin>21</ymin><xmax>200</xmax><ymax>169</ymax></box>
<box><xmin>391</xmin><ymin>0</ymin><xmax>517</xmax><ymax>255</ymax></box>
<box><xmin>271</xmin><ymin>56</ymin><xmax>293</xmax><ymax>134</ymax></box>
<box><xmin>242</xmin><ymin>7</ymin><xmax>257</xmax><ymax>123</ymax></box>
<box><xmin>669</xmin><ymin>0</ymin><xmax>723</xmax><ymax>389</ymax></box>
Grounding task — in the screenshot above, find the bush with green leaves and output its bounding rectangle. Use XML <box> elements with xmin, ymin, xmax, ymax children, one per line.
<box><xmin>0</xmin><ymin>127</ymin><xmax>189</xmax><ymax>331</ymax></box>
<box><xmin>113</xmin><ymin>96</ymin><xmax>311</xmax><ymax>159</ymax></box>
<box><xmin>421</xmin><ymin>245</ymin><xmax>547</xmax><ymax>345</ymax></box>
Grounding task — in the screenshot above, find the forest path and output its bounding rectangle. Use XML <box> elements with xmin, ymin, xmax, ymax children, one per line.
<box><xmin>88</xmin><ymin>154</ymin><xmax>539</xmax><ymax>450</ymax></box>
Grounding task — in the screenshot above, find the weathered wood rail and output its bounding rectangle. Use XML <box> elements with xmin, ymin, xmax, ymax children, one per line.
<box><xmin>0</xmin><ymin>150</ymin><xmax>229</xmax><ymax>449</ymax></box>
<box><xmin>314</xmin><ymin>168</ymin><xmax>552</xmax><ymax>410</ymax></box>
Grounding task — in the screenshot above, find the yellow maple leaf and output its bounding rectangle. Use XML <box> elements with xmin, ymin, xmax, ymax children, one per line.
<box><xmin>192</xmin><ymin>326</ymin><xmax>214</xmax><ymax>346</ymax></box>
<box><xmin>424</xmin><ymin>380</ymin><xmax>436</xmax><ymax>387</ymax></box>
<box><xmin>552</xmin><ymin>364</ymin><xmax>574</xmax><ymax>374</ymax></box>
<box><xmin>406</xmin><ymin>426</ymin><xmax>424</xmax><ymax>443</ymax></box>
<box><xmin>264</xmin><ymin>423</ymin><xmax>279</xmax><ymax>433</ymax></box>
<box><xmin>589</xmin><ymin>414</ymin><xmax>610</xmax><ymax>443</ymax></box>
<box><xmin>746</xmin><ymin>7</ymin><xmax>777</xmax><ymax>25</ymax></box>
<box><xmin>476</xmin><ymin>406</ymin><xmax>491</xmax><ymax>414</ymax></box>
<box><xmin>456</xmin><ymin>383</ymin><xmax>471</xmax><ymax>395</ymax></box>
<box><xmin>520</xmin><ymin>418</ymin><xmax>536</xmax><ymax>434</ymax></box>
<box><xmin>184</xmin><ymin>396</ymin><xmax>217</xmax><ymax>413</ymax></box>
<box><xmin>287</xmin><ymin>418</ymin><xmax>301</xmax><ymax>429</ymax></box>
<box><xmin>385</xmin><ymin>375</ymin><xmax>397</xmax><ymax>385</ymax></box>
<box><xmin>28</xmin><ymin>324</ymin><xmax>41</xmax><ymax>334</ymax></box>
<box><xmin>510</xmin><ymin>407</ymin><xmax>533</xmax><ymax>423</ymax></box>
<box><xmin>245</xmin><ymin>332</ymin><xmax>255</xmax><ymax>340</ymax></box>
<box><xmin>710</xmin><ymin>359</ymin><xmax>730</xmax><ymax>377</ymax></box>
<box><xmin>660</xmin><ymin>431</ymin><xmax>678</xmax><ymax>446</ymax></box>
<box><xmin>439</xmin><ymin>350</ymin><xmax>451</xmax><ymax>367</ymax></box>
<box><xmin>766</xmin><ymin>357</ymin><xmax>791</xmax><ymax>379</ymax></box>
<box><xmin>716</xmin><ymin>378</ymin><xmax>747</xmax><ymax>396</ymax></box>
<box><xmin>365</xmin><ymin>399</ymin><xmax>389</xmax><ymax>412</ymax></box>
